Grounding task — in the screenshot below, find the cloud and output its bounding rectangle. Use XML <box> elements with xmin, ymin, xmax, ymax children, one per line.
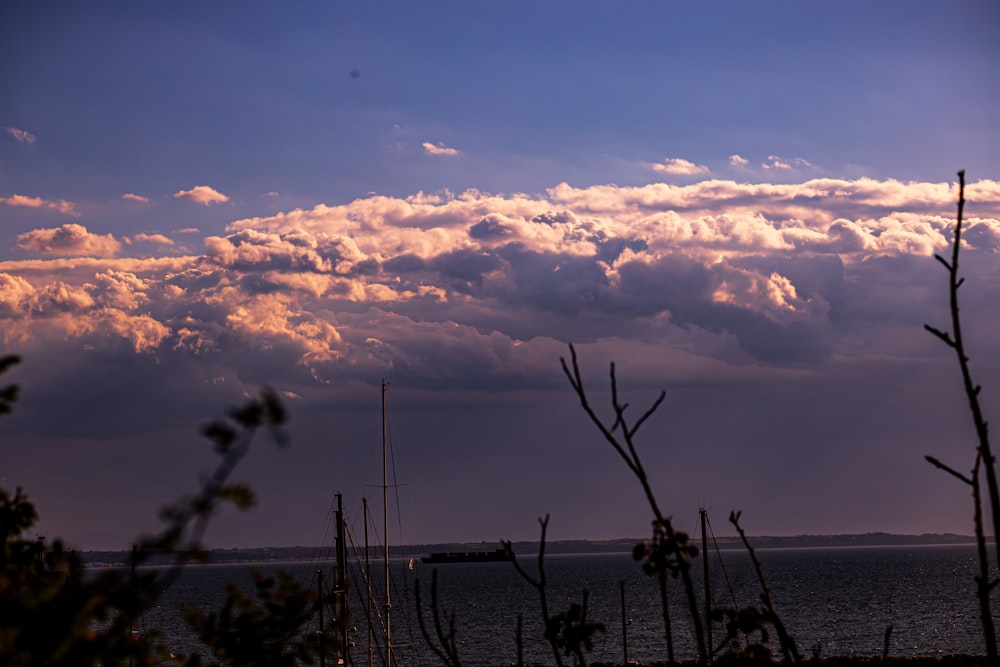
<box><xmin>729</xmin><ymin>154</ymin><xmax>749</xmax><ymax>167</ymax></box>
<box><xmin>122</xmin><ymin>193</ymin><xmax>150</xmax><ymax>203</ymax></box>
<box><xmin>1</xmin><ymin>194</ymin><xmax>78</xmax><ymax>216</ymax></box>
<box><xmin>3</xmin><ymin>175</ymin><xmax>998</xmax><ymax>382</ymax></box>
<box><xmin>5</xmin><ymin>174</ymin><xmax>1000</xmax><ymax>551</ymax></box>
<box><xmin>650</xmin><ymin>157</ymin><xmax>710</xmax><ymax>176</ymax></box>
<box><xmin>173</xmin><ymin>185</ymin><xmax>230</xmax><ymax>205</ymax></box>
<box><xmin>763</xmin><ymin>155</ymin><xmax>814</xmax><ymax>171</ymax></box>
<box><xmin>16</xmin><ymin>223</ymin><xmax>122</xmax><ymax>258</ymax></box>
<box><xmin>263</xmin><ymin>191</ymin><xmax>279</xmax><ymax>198</ymax></box>
<box><xmin>422</xmin><ymin>142</ymin><xmax>461</xmax><ymax>157</ymax></box>
<box><xmin>131</xmin><ymin>233</ymin><xmax>174</xmax><ymax>246</ymax></box>
<box><xmin>5</xmin><ymin>127</ymin><xmax>37</xmax><ymax>144</ymax></box>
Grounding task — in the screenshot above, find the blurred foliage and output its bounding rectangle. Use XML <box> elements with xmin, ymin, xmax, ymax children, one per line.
<box><xmin>710</xmin><ymin>606</ymin><xmax>777</xmax><ymax>665</ymax></box>
<box><xmin>176</xmin><ymin>569</ymin><xmax>333</xmax><ymax>667</ymax></box>
<box><xmin>632</xmin><ymin>521</ymin><xmax>698</xmax><ymax>579</ymax></box>
<box><xmin>544</xmin><ymin>598</ymin><xmax>606</xmax><ymax>666</ymax></box>
<box><xmin>0</xmin><ymin>355</ymin><xmax>335</xmax><ymax>666</ymax></box>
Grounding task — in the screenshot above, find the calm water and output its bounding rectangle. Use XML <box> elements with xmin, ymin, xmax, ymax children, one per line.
<box><xmin>133</xmin><ymin>545</ymin><xmax>988</xmax><ymax>665</ymax></box>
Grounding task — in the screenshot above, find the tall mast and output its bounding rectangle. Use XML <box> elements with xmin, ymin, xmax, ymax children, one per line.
<box><xmin>335</xmin><ymin>493</ymin><xmax>350</xmax><ymax>666</ymax></box>
<box><xmin>701</xmin><ymin>507</ymin><xmax>712</xmax><ymax>667</ymax></box>
<box><xmin>363</xmin><ymin>497</ymin><xmax>373</xmax><ymax>667</ymax></box>
<box><xmin>381</xmin><ymin>381</ymin><xmax>391</xmax><ymax>666</ymax></box>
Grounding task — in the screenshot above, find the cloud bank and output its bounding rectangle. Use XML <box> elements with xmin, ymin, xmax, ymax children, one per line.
<box><xmin>4</xmin><ymin>174</ymin><xmax>1000</xmax><ymax>547</ymax></box>
<box><xmin>4</xmin><ymin>176</ymin><xmax>998</xmax><ymax>386</ymax></box>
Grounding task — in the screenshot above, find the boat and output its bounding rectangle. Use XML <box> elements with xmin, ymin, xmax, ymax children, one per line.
<box><xmin>324</xmin><ymin>381</ymin><xmax>402</xmax><ymax>667</ymax></box>
<box><xmin>420</xmin><ymin>548</ymin><xmax>513</xmax><ymax>564</ymax></box>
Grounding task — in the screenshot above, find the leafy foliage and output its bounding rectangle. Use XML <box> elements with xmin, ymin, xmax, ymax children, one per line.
<box><xmin>632</xmin><ymin>521</ymin><xmax>698</xmax><ymax>579</ymax></box>
<box><xmin>0</xmin><ymin>355</ymin><xmax>332</xmax><ymax>666</ymax></box>
<box><xmin>177</xmin><ymin>569</ymin><xmax>334</xmax><ymax>667</ymax></box>
<box><xmin>710</xmin><ymin>606</ymin><xmax>777</xmax><ymax>665</ymax></box>
<box><xmin>543</xmin><ymin>597</ymin><xmax>606</xmax><ymax>665</ymax></box>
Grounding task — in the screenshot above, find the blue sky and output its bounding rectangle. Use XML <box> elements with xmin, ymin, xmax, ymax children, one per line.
<box><xmin>2</xmin><ymin>1</ymin><xmax>1000</xmax><ymax>550</ymax></box>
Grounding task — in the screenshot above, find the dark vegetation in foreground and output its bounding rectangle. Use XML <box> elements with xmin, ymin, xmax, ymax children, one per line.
<box><xmin>0</xmin><ymin>173</ymin><xmax>995</xmax><ymax>666</ymax></box>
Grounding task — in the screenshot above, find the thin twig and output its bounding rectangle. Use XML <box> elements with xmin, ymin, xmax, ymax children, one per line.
<box><xmin>560</xmin><ymin>344</ymin><xmax>707</xmax><ymax>664</ymax></box>
<box><xmin>730</xmin><ymin>511</ymin><xmax>800</xmax><ymax>665</ymax></box>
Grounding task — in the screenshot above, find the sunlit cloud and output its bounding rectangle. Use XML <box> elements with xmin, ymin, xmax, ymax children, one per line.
<box><xmin>263</xmin><ymin>191</ymin><xmax>279</xmax><ymax>198</ymax></box>
<box><xmin>1</xmin><ymin>194</ymin><xmax>78</xmax><ymax>216</ymax></box>
<box><xmin>16</xmin><ymin>223</ymin><xmax>122</xmax><ymax>258</ymax></box>
<box><xmin>173</xmin><ymin>185</ymin><xmax>230</xmax><ymax>205</ymax></box>
<box><xmin>422</xmin><ymin>141</ymin><xmax>461</xmax><ymax>157</ymax></box>
<box><xmin>175</xmin><ymin>227</ymin><xmax>200</xmax><ymax>234</ymax></box>
<box><xmin>5</xmin><ymin>127</ymin><xmax>37</xmax><ymax>144</ymax></box>
<box><xmin>650</xmin><ymin>157</ymin><xmax>710</xmax><ymax>176</ymax></box>
<box><xmin>729</xmin><ymin>154</ymin><xmax>749</xmax><ymax>168</ymax></box>
<box><xmin>122</xmin><ymin>193</ymin><xmax>150</xmax><ymax>203</ymax></box>
<box><xmin>3</xmin><ymin>177</ymin><xmax>997</xmax><ymax>382</ymax></box>
<box><xmin>131</xmin><ymin>233</ymin><xmax>174</xmax><ymax>246</ymax></box>
<box><xmin>763</xmin><ymin>155</ymin><xmax>814</xmax><ymax>171</ymax></box>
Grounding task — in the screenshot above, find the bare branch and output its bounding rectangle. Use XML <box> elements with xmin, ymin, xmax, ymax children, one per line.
<box><xmin>923</xmin><ymin>324</ymin><xmax>955</xmax><ymax>347</ymax></box>
<box><xmin>925</xmin><ymin>455</ymin><xmax>973</xmax><ymax>485</ymax></box>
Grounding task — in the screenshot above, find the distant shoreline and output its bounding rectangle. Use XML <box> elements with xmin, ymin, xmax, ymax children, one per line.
<box><xmin>76</xmin><ymin>532</ymin><xmax>976</xmax><ymax>567</ymax></box>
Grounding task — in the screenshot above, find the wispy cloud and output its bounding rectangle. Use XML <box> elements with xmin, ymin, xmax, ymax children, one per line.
<box><xmin>5</xmin><ymin>127</ymin><xmax>37</xmax><ymax>144</ymax></box>
<box><xmin>422</xmin><ymin>142</ymin><xmax>460</xmax><ymax>157</ymax></box>
<box><xmin>15</xmin><ymin>223</ymin><xmax>122</xmax><ymax>258</ymax></box>
<box><xmin>122</xmin><ymin>193</ymin><xmax>150</xmax><ymax>203</ymax></box>
<box><xmin>1</xmin><ymin>194</ymin><xmax>78</xmax><ymax>216</ymax></box>
<box><xmin>763</xmin><ymin>155</ymin><xmax>814</xmax><ymax>171</ymax></box>
<box><xmin>729</xmin><ymin>154</ymin><xmax>749</xmax><ymax>168</ymax></box>
<box><xmin>173</xmin><ymin>185</ymin><xmax>230</xmax><ymax>205</ymax></box>
<box><xmin>649</xmin><ymin>157</ymin><xmax>710</xmax><ymax>176</ymax></box>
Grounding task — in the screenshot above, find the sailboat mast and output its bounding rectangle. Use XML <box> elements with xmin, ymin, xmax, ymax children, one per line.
<box><xmin>363</xmin><ymin>497</ymin><xmax>373</xmax><ymax>667</ymax></box>
<box><xmin>701</xmin><ymin>507</ymin><xmax>712</xmax><ymax>667</ymax></box>
<box><xmin>381</xmin><ymin>381</ymin><xmax>392</xmax><ymax>666</ymax></box>
<box><xmin>336</xmin><ymin>493</ymin><xmax>351</xmax><ymax>666</ymax></box>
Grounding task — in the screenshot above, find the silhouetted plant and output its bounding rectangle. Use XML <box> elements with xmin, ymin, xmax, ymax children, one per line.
<box><xmin>631</xmin><ymin>519</ymin><xmax>699</xmax><ymax>662</ymax></box>
<box><xmin>0</xmin><ymin>354</ymin><xmax>337</xmax><ymax>666</ymax></box>
<box><xmin>561</xmin><ymin>344</ymin><xmax>707</xmax><ymax>664</ymax></box>
<box><xmin>710</xmin><ymin>606</ymin><xmax>777</xmax><ymax>665</ymax></box>
<box><xmin>543</xmin><ymin>594</ymin><xmax>605</xmax><ymax>667</ymax></box>
<box><xmin>924</xmin><ymin>170</ymin><xmax>999</xmax><ymax>666</ymax></box>
<box><xmin>415</xmin><ymin>569</ymin><xmax>463</xmax><ymax>667</ymax></box>
<box><xmin>729</xmin><ymin>511</ymin><xmax>800</xmax><ymax>665</ymax></box>
<box><xmin>505</xmin><ymin>515</ymin><xmax>605</xmax><ymax>667</ymax></box>
<box><xmin>177</xmin><ymin>569</ymin><xmax>334</xmax><ymax>667</ymax></box>
<box><xmin>0</xmin><ymin>354</ymin><xmax>19</xmax><ymax>415</ymax></box>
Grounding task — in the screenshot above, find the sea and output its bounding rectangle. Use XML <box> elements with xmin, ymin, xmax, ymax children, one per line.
<box><xmin>132</xmin><ymin>544</ymin><xmax>989</xmax><ymax>666</ymax></box>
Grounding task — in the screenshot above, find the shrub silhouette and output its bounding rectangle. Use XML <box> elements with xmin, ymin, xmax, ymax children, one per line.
<box><xmin>924</xmin><ymin>170</ymin><xmax>998</xmax><ymax>665</ymax></box>
<box><xmin>0</xmin><ymin>355</ymin><xmax>337</xmax><ymax>666</ymax></box>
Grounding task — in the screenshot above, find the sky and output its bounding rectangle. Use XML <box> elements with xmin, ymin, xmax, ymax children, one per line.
<box><xmin>2</xmin><ymin>1</ymin><xmax>1000</xmax><ymax>551</ymax></box>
